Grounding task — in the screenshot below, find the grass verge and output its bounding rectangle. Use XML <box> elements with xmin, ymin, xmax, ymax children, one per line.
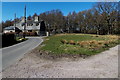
<box><xmin>39</xmin><ymin>34</ymin><xmax>120</xmax><ymax>58</ymax></box>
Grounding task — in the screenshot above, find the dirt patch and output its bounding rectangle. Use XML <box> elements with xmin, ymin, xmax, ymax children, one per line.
<box><xmin>32</xmin><ymin>47</ymin><xmax>89</xmax><ymax>61</ymax></box>
<box><xmin>2</xmin><ymin>45</ymin><xmax>119</xmax><ymax>78</ymax></box>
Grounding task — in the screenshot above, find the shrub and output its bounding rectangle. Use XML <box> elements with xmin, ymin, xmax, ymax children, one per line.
<box><xmin>104</xmin><ymin>43</ymin><xmax>109</xmax><ymax>47</ymax></box>
<box><xmin>61</xmin><ymin>39</ymin><xmax>68</xmax><ymax>44</ymax></box>
<box><xmin>5</xmin><ymin>32</ymin><xmax>16</xmax><ymax>34</ymax></box>
<box><xmin>79</xmin><ymin>43</ymin><xmax>84</xmax><ymax>47</ymax></box>
<box><xmin>82</xmin><ymin>41</ymin><xmax>90</xmax><ymax>45</ymax></box>
<box><xmin>2</xmin><ymin>33</ymin><xmax>16</xmax><ymax>47</ymax></box>
<box><xmin>98</xmin><ymin>41</ymin><xmax>105</xmax><ymax>45</ymax></box>
<box><xmin>25</xmin><ymin>32</ymin><xmax>30</xmax><ymax>36</ymax></box>
<box><xmin>19</xmin><ymin>32</ymin><xmax>23</xmax><ymax>35</ymax></box>
<box><xmin>29</xmin><ymin>32</ymin><xmax>37</xmax><ymax>36</ymax></box>
<box><xmin>19</xmin><ymin>32</ymin><xmax>37</xmax><ymax>36</ymax></box>
<box><xmin>107</xmin><ymin>40</ymin><xmax>114</xmax><ymax>44</ymax></box>
<box><xmin>76</xmin><ymin>41</ymin><xmax>80</xmax><ymax>45</ymax></box>
<box><xmin>69</xmin><ymin>40</ymin><xmax>75</xmax><ymax>45</ymax></box>
<box><xmin>89</xmin><ymin>40</ymin><xmax>98</xmax><ymax>45</ymax></box>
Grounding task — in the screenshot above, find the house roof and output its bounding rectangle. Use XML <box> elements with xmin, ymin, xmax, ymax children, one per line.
<box><xmin>27</xmin><ymin>20</ymin><xmax>33</xmax><ymax>24</ymax></box>
<box><xmin>4</xmin><ymin>26</ymin><xmax>15</xmax><ymax>30</ymax></box>
<box><xmin>4</xmin><ymin>26</ymin><xmax>20</xmax><ymax>30</ymax></box>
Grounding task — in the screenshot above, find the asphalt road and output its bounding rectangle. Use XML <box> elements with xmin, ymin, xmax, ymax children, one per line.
<box><xmin>2</xmin><ymin>37</ymin><xmax>43</xmax><ymax>70</ymax></box>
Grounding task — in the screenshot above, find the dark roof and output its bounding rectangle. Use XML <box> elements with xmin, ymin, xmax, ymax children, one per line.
<box><xmin>27</xmin><ymin>20</ymin><xmax>33</xmax><ymax>24</ymax></box>
<box><xmin>20</xmin><ymin>20</ymin><xmax>40</xmax><ymax>24</ymax></box>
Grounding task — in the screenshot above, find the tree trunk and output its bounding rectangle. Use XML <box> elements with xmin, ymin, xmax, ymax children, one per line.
<box><xmin>68</xmin><ymin>27</ymin><xmax>70</xmax><ymax>33</ymax></box>
<box><xmin>97</xmin><ymin>30</ymin><xmax>99</xmax><ymax>35</ymax></box>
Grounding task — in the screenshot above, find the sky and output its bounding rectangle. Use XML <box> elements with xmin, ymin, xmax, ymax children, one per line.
<box><xmin>2</xmin><ymin>2</ymin><xmax>95</xmax><ymax>22</ymax></box>
<box><xmin>2</xmin><ymin>0</ymin><xmax>119</xmax><ymax>2</ymax></box>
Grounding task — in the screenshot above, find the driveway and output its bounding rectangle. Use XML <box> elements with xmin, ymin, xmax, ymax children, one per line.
<box><xmin>2</xmin><ymin>37</ymin><xmax>43</xmax><ymax>70</ymax></box>
<box><xmin>2</xmin><ymin>45</ymin><xmax>119</xmax><ymax>78</ymax></box>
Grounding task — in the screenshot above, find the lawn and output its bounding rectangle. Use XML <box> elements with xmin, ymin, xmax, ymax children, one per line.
<box><xmin>40</xmin><ymin>34</ymin><xmax>120</xmax><ymax>56</ymax></box>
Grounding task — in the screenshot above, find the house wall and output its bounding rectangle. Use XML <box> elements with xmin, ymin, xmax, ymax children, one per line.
<box><xmin>15</xmin><ymin>16</ymin><xmax>42</xmax><ymax>35</ymax></box>
<box><xmin>4</xmin><ymin>30</ymin><xmax>15</xmax><ymax>33</ymax></box>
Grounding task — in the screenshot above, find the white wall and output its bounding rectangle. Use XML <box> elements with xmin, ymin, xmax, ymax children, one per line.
<box><xmin>4</xmin><ymin>30</ymin><xmax>15</xmax><ymax>33</ymax></box>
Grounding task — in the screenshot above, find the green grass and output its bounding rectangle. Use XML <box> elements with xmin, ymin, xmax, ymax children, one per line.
<box><xmin>40</xmin><ymin>34</ymin><xmax>120</xmax><ymax>56</ymax></box>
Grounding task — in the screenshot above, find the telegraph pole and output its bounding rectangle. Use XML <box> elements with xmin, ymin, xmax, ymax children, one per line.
<box><xmin>23</xmin><ymin>5</ymin><xmax>26</xmax><ymax>38</ymax></box>
<box><xmin>14</xmin><ymin>13</ymin><xmax>16</xmax><ymax>32</ymax></box>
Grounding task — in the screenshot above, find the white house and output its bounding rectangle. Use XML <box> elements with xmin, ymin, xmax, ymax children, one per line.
<box><xmin>3</xmin><ymin>16</ymin><xmax>47</xmax><ymax>36</ymax></box>
<box><xmin>15</xmin><ymin>16</ymin><xmax>41</xmax><ymax>34</ymax></box>
<box><xmin>3</xmin><ymin>26</ymin><xmax>21</xmax><ymax>33</ymax></box>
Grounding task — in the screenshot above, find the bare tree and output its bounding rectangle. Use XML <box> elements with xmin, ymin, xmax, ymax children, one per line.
<box><xmin>94</xmin><ymin>2</ymin><xmax>118</xmax><ymax>34</ymax></box>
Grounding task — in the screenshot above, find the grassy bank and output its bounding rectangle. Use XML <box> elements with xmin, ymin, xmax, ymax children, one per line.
<box><xmin>40</xmin><ymin>34</ymin><xmax>120</xmax><ymax>56</ymax></box>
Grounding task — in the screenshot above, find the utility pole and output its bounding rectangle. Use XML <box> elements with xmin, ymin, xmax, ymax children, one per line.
<box><xmin>14</xmin><ymin>13</ymin><xmax>16</xmax><ymax>33</ymax></box>
<box><xmin>23</xmin><ymin>5</ymin><xmax>26</xmax><ymax>38</ymax></box>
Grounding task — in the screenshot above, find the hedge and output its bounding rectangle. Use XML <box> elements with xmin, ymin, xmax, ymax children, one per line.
<box><xmin>2</xmin><ymin>33</ymin><xmax>17</xmax><ymax>47</ymax></box>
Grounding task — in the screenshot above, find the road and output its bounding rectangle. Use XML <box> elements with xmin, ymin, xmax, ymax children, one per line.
<box><xmin>2</xmin><ymin>45</ymin><xmax>119</xmax><ymax>78</ymax></box>
<box><xmin>2</xmin><ymin>37</ymin><xmax>43</xmax><ymax>70</ymax></box>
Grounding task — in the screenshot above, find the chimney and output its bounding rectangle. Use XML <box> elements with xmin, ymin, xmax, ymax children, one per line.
<box><xmin>34</xmin><ymin>16</ymin><xmax>39</xmax><ymax>22</ymax></box>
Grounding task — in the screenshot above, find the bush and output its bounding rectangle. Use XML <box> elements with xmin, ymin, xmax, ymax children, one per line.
<box><xmin>87</xmin><ymin>30</ymin><xmax>97</xmax><ymax>34</ymax></box>
<box><xmin>61</xmin><ymin>39</ymin><xmax>68</xmax><ymax>44</ymax></box>
<box><xmin>78</xmin><ymin>41</ymin><xmax>90</xmax><ymax>47</ymax></box>
<box><xmin>69</xmin><ymin>40</ymin><xmax>75</xmax><ymax>45</ymax></box>
<box><xmin>19</xmin><ymin>32</ymin><xmax>38</xmax><ymax>36</ymax></box>
<box><xmin>76</xmin><ymin>41</ymin><xmax>80</xmax><ymax>45</ymax></box>
<box><xmin>29</xmin><ymin>32</ymin><xmax>37</xmax><ymax>36</ymax></box>
<box><xmin>18</xmin><ymin>38</ymin><xmax>27</xmax><ymax>41</ymax></box>
<box><xmin>2</xmin><ymin>33</ymin><xmax>16</xmax><ymax>47</ymax></box>
<box><xmin>104</xmin><ymin>43</ymin><xmax>109</xmax><ymax>47</ymax></box>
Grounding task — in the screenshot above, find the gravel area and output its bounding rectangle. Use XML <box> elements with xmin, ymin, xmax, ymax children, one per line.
<box><xmin>2</xmin><ymin>45</ymin><xmax>119</xmax><ymax>78</ymax></box>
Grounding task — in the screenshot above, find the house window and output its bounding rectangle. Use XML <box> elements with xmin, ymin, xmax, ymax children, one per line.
<box><xmin>27</xmin><ymin>24</ymin><xmax>33</xmax><ymax>26</ymax></box>
<box><xmin>22</xmin><ymin>23</ymin><xmax>25</xmax><ymax>26</ymax></box>
<box><xmin>28</xmin><ymin>30</ymin><xmax>32</xmax><ymax>32</ymax></box>
<box><xmin>36</xmin><ymin>23</ymin><xmax>39</xmax><ymax>26</ymax></box>
<box><xmin>22</xmin><ymin>24</ymin><xmax>24</xmax><ymax>26</ymax></box>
